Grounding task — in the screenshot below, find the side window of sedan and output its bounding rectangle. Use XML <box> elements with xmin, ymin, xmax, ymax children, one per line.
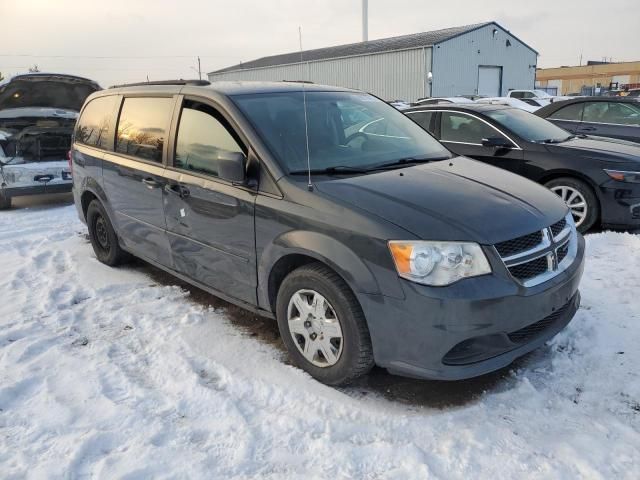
<box><xmin>174</xmin><ymin>101</ymin><xmax>245</xmax><ymax>178</ymax></box>
<box><xmin>548</xmin><ymin>103</ymin><xmax>584</xmax><ymax>121</ymax></box>
<box><xmin>605</xmin><ymin>102</ymin><xmax>640</xmax><ymax>125</ymax></box>
<box><xmin>407</xmin><ymin>111</ymin><xmax>434</xmax><ymax>133</ymax></box>
<box><xmin>582</xmin><ymin>102</ymin><xmax>611</xmax><ymax>123</ymax></box>
<box><xmin>440</xmin><ymin>112</ymin><xmax>503</xmax><ymax>145</ymax></box>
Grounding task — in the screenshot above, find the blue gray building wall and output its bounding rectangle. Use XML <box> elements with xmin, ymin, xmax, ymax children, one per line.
<box><xmin>208</xmin><ymin>48</ymin><xmax>431</xmax><ymax>102</ymax></box>
<box><xmin>208</xmin><ymin>23</ymin><xmax>537</xmax><ymax>101</ymax></box>
<box><xmin>431</xmin><ymin>23</ymin><xmax>537</xmax><ymax>97</ymax></box>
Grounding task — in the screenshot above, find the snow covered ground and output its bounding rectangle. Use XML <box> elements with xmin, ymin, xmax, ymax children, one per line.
<box><xmin>1</xmin><ymin>198</ymin><xmax>639</xmax><ymax>479</ymax></box>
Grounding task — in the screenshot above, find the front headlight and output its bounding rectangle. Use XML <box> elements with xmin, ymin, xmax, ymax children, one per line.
<box><xmin>604</xmin><ymin>169</ymin><xmax>640</xmax><ymax>184</ymax></box>
<box><xmin>388</xmin><ymin>241</ymin><xmax>492</xmax><ymax>286</ymax></box>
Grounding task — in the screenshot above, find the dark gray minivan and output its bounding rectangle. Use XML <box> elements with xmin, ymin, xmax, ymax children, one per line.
<box><xmin>72</xmin><ymin>80</ymin><xmax>585</xmax><ymax>385</ymax></box>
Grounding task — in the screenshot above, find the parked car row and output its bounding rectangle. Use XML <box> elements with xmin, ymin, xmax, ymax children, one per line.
<box><xmin>396</xmin><ymin>93</ymin><xmax>640</xmax><ymax>153</ymax></box>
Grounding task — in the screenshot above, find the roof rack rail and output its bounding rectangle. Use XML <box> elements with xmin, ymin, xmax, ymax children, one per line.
<box><xmin>109</xmin><ymin>79</ymin><xmax>211</xmax><ymax>89</ymax></box>
<box><xmin>281</xmin><ymin>80</ymin><xmax>314</xmax><ymax>84</ymax></box>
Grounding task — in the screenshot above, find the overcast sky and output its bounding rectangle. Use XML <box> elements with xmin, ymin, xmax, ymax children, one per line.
<box><xmin>1</xmin><ymin>0</ymin><xmax>638</xmax><ymax>87</ymax></box>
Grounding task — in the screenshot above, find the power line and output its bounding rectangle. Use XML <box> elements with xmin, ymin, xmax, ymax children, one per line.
<box><xmin>0</xmin><ymin>54</ymin><xmax>235</xmax><ymax>59</ymax></box>
<box><xmin>0</xmin><ymin>66</ymin><xmax>205</xmax><ymax>72</ymax></box>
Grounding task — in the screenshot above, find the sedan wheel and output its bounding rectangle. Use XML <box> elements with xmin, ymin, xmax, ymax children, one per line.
<box><xmin>550</xmin><ymin>185</ymin><xmax>587</xmax><ymax>227</ymax></box>
<box><xmin>545</xmin><ymin>177</ymin><xmax>599</xmax><ymax>233</ymax></box>
<box><xmin>287</xmin><ymin>289</ymin><xmax>343</xmax><ymax>367</ymax></box>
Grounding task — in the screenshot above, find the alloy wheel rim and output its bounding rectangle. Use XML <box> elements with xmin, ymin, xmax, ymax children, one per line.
<box><xmin>95</xmin><ymin>216</ymin><xmax>110</xmax><ymax>250</ymax></box>
<box><xmin>550</xmin><ymin>186</ymin><xmax>587</xmax><ymax>227</ymax></box>
<box><xmin>287</xmin><ymin>289</ymin><xmax>343</xmax><ymax>368</ymax></box>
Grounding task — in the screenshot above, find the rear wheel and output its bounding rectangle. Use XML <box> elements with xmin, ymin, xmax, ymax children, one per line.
<box><xmin>86</xmin><ymin>200</ymin><xmax>129</xmax><ymax>266</ymax></box>
<box><xmin>545</xmin><ymin>177</ymin><xmax>599</xmax><ymax>233</ymax></box>
<box><xmin>276</xmin><ymin>263</ymin><xmax>374</xmax><ymax>385</ymax></box>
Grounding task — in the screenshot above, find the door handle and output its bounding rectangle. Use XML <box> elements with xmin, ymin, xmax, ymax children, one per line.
<box><xmin>142</xmin><ymin>177</ymin><xmax>161</xmax><ymax>188</ymax></box>
<box><xmin>579</xmin><ymin>126</ymin><xmax>596</xmax><ymax>131</ymax></box>
<box><xmin>165</xmin><ymin>183</ymin><xmax>190</xmax><ymax>198</ymax></box>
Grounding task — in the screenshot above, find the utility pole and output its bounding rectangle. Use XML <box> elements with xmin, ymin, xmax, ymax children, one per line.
<box><xmin>197</xmin><ymin>56</ymin><xmax>202</xmax><ymax>80</ymax></box>
<box><xmin>362</xmin><ymin>0</ymin><xmax>368</xmax><ymax>42</ymax></box>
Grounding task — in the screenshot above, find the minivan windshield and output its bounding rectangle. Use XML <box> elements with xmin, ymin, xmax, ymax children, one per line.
<box><xmin>485</xmin><ymin>108</ymin><xmax>572</xmax><ymax>143</ymax></box>
<box><xmin>232</xmin><ymin>91</ymin><xmax>451</xmax><ymax>174</ymax></box>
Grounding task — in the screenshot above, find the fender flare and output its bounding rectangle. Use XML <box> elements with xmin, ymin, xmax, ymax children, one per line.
<box><xmin>257</xmin><ymin>230</ymin><xmax>381</xmax><ymax>311</ymax></box>
<box><xmin>79</xmin><ymin>177</ymin><xmax>116</xmax><ymax>224</ymax></box>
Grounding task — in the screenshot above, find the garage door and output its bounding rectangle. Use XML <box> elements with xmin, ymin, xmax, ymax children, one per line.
<box><xmin>478</xmin><ymin>66</ymin><xmax>502</xmax><ymax>97</ymax></box>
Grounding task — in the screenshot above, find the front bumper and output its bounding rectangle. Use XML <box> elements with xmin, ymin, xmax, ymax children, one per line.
<box><xmin>358</xmin><ymin>234</ymin><xmax>585</xmax><ymax>381</ymax></box>
<box><xmin>599</xmin><ymin>180</ymin><xmax>640</xmax><ymax>228</ymax></box>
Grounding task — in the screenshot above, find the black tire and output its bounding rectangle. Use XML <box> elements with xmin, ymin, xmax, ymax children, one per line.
<box><xmin>545</xmin><ymin>177</ymin><xmax>599</xmax><ymax>233</ymax></box>
<box><xmin>276</xmin><ymin>263</ymin><xmax>374</xmax><ymax>386</ymax></box>
<box><xmin>86</xmin><ymin>200</ymin><xmax>129</xmax><ymax>266</ymax></box>
<box><xmin>0</xmin><ymin>192</ymin><xmax>11</xmax><ymax>210</ymax></box>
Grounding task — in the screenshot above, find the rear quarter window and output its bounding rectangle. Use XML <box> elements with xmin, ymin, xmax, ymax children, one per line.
<box><xmin>116</xmin><ymin>97</ymin><xmax>174</xmax><ymax>162</ymax></box>
<box><xmin>75</xmin><ymin>95</ymin><xmax>119</xmax><ymax>149</ymax></box>
<box><xmin>548</xmin><ymin>103</ymin><xmax>584</xmax><ymax>121</ymax></box>
<box><xmin>407</xmin><ymin>111</ymin><xmax>434</xmax><ymax>132</ymax></box>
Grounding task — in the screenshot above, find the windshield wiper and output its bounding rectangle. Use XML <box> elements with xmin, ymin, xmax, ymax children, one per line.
<box><xmin>541</xmin><ymin>136</ymin><xmax>575</xmax><ymax>144</ymax></box>
<box><xmin>288</xmin><ymin>156</ymin><xmax>450</xmax><ymax>176</ymax></box>
<box><xmin>289</xmin><ymin>165</ymin><xmax>371</xmax><ymax>175</ymax></box>
<box><xmin>365</xmin><ymin>156</ymin><xmax>450</xmax><ymax>171</ymax></box>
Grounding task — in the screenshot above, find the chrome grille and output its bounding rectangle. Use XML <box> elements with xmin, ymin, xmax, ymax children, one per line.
<box><xmin>494</xmin><ymin>213</ymin><xmax>576</xmax><ymax>287</ymax></box>
<box><xmin>508</xmin><ymin>256</ymin><xmax>549</xmax><ymax>282</ymax></box>
<box><xmin>557</xmin><ymin>240</ymin><xmax>570</xmax><ymax>264</ymax></box>
<box><xmin>550</xmin><ymin>218</ymin><xmax>567</xmax><ymax>238</ymax></box>
<box><xmin>495</xmin><ymin>231</ymin><xmax>543</xmax><ymax>257</ymax></box>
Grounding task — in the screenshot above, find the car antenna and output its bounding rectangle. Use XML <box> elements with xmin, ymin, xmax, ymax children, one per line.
<box><xmin>299</xmin><ymin>26</ymin><xmax>313</xmax><ymax>192</ymax></box>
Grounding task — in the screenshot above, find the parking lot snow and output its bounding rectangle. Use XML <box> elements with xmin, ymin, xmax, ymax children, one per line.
<box><xmin>0</xmin><ymin>203</ymin><xmax>639</xmax><ymax>479</ymax></box>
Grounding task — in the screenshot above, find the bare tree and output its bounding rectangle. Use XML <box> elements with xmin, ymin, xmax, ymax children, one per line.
<box><xmin>28</xmin><ymin>65</ymin><xmax>40</xmax><ymax>73</ymax></box>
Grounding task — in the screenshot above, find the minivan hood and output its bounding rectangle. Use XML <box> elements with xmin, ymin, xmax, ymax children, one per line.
<box><xmin>546</xmin><ymin>136</ymin><xmax>640</xmax><ymax>164</ymax></box>
<box><xmin>0</xmin><ymin>74</ymin><xmax>100</xmax><ymax>112</ymax></box>
<box><xmin>315</xmin><ymin>157</ymin><xmax>568</xmax><ymax>245</ymax></box>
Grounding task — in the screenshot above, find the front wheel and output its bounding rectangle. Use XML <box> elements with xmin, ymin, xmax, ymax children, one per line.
<box><xmin>545</xmin><ymin>177</ymin><xmax>599</xmax><ymax>233</ymax></box>
<box><xmin>276</xmin><ymin>263</ymin><xmax>374</xmax><ymax>385</ymax></box>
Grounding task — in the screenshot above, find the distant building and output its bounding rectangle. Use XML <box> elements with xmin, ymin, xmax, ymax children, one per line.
<box><xmin>536</xmin><ymin>61</ymin><xmax>640</xmax><ymax>95</ymax></box>
<box><xmin>208</xmin><ymin>22</ymin><xmax>538</xmax><ymax>102</ymax></box>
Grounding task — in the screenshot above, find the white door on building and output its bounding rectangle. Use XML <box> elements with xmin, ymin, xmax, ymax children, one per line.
<box><xmin>478</xmin><ymin>66</ymin><xmax>502</xmax><ymax>96</ymax></box>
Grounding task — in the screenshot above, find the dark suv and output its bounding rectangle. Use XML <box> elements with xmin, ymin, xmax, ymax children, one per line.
<box><xmin>72</xmin><ymin>80</ymin><xmax>585</xmax><ymax>385</ymax></box>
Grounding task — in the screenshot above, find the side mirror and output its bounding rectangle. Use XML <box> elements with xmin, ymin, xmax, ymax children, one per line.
<box><xmin>217</xmin><ymin>151</ymin><xmax>246</xmax><ymax>184</ymax></box>
<box><xmin>482</xmin><ymin>137</ymin><xmax>513</xmax><ymax>149</ymax></box>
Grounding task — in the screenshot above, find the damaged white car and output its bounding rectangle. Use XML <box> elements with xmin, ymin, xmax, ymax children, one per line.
<box><xmin>0</xmin><ymin>73</ymin><xmax>100</xmax><ymax>209</ymax></box>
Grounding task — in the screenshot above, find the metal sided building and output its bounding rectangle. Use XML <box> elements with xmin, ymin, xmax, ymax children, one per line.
<box><xmin>208</xmin><ymin>22</ymin><xmax>538</xmax><ymax>102</ymax></box>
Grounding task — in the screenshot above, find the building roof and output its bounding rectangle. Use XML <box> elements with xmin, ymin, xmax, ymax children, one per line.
<box><xmin>211</xmin><ymin>22</ymin><xmax>498</xmax><ymax>75</ymax></box>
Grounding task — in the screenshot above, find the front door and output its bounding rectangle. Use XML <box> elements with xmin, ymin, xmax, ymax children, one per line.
<box><xmin>437</xmin><ymin>111</ymin><xmax>524</xmax><ymax>173</ymax></box>
<box><xmin>102</xmin><ymin>95</ymin><xmax>176</xmax><ymax>266</ymax></box>
<box><xmin>163</xmin><ymin>97</ymin><xmax>257</xmax><ymax>305</ymax></box>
